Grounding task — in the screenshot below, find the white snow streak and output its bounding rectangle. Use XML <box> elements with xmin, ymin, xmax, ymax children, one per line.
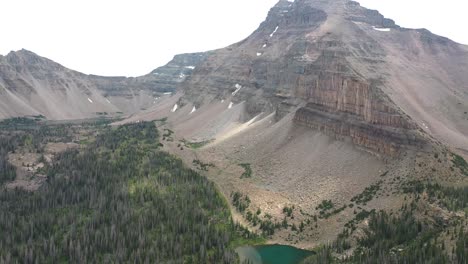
<box><xmin>232</xmin><ymin>84</ymin><xmax>242</xmax><ymax>96</ymax></box>
<box><xmin>190</xmin><ymin>106</ymin><xmax>196</xmax><ymax>114</ymax></box>
<box><xmin>185</xmin><ymin>66</ymin><xmax>196</xmax><ymax>69</ymax></box>
<box><xmin>171</xmin><ymin>104</ymin><xmax>178</xmax><ymax>112</ymax></box>
<box><xmin>87</xmin><ymin>98</ymin><xmax>93</xmax><ymax>103</ymax></box>
<box><xmin>105</xmin><ymin>98</ymin><xmax>111</xmax><ymax>104</ymax></box>
<box><xmin>228</xmin><ymin>102</ymin><xmax>234</xmax><ymax>109</ymax></box>
<box><xmin>262</xmin><ymin>44</ymin><xmax>267</xmax><ymax>48</ymax></box>
<box><xmin>257</xmin><ymin>53</ymin><xmax>262</xmax><ymax>56</ymax></box>
<box><xmin>373</xmin><ymin>26</ymin><xmax>391</xmax><ymax>32</ymax></box>
<box><xmin>269</xmin><ymin>26</ymin><xmax>279</xmax><ymax>37</ymax></box>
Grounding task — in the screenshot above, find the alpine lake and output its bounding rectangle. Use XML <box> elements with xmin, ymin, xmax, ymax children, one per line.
<box><xmin>236</xmin><ymin>244</ymin><xmax>314</xmax><ymax>264</ymax></box>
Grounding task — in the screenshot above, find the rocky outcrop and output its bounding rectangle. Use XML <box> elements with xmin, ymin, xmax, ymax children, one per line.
<box><xmin>290</xmin><ymin>44</ymin><xmax>423</xmax><ymax>155</ymax></box>
<box><xmin>346</xmin><ymin>1</ymin><xmax>398</xmax><ymax>28</ymax></box>
<box><xmin>148</xmin><ymin>52</ymin><xmax>210</xmax><ymax>93</ymax></box>
<box><xmin>181</xmin><ymin>0</ymin><xmax>329</xmax><ymax>115</ymax></box>
<box><xmin>294</xmin><ymin>104</ymin><xmax>424</xmax><ymax>156</ymax></box>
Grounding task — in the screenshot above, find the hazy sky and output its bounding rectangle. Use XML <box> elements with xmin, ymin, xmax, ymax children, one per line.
<box><xmin>1</xmin><ymin>0</ymin><xmax>467</xmax><ymax>77</ymax></box>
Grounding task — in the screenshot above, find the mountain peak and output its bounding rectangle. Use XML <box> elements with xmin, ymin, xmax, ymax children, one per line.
<box><xmin>5</xmin><ymin>49</ymin><xmax>49</xmax><ymax>66</ymax></box>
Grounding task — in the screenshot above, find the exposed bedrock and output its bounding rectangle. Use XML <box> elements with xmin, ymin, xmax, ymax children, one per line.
<box><xmin>294</xmin><ymin>104</ymin><xmax>425</xmax><ymax>156</ymax></box>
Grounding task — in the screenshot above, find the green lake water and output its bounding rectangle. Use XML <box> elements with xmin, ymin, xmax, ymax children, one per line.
<box><xmin>236</xmin><ymin>244</ymin><xmax>314</xmax><ymax>264</ymax></box>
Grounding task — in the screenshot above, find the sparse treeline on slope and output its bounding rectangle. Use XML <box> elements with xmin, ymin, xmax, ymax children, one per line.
<box><xmin>0</xmin><ymin>119</ymin><xmax>88</xmax><ymax>185</ymax></box>
<box><xmin>303</xmin><ymin>211</ymin><xmax>452</xmax><ymax>264</ymax></box>
<box><xmin>0</xmin><ymin>122</ymin><xmax>253</xmax><ymax>263</ymax></box>
<box><xmin>302</xmin><ymin>181</ymin><xmax>468</xmax><ymax>264</ymax></box>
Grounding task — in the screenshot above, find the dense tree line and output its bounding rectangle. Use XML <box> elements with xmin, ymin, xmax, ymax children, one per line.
<box><xmin>0</xmin><ymin>122</ymin><xmax>76</xmax><ymax>185</ymax></box>
<box><xmin>303</xmin><ymin>210</ymin><xmax>450</xmax><ymax>263</ymax></box>
<box><xmin>0</xmin><ymin>135</ymin><xmax>17</xmax><ymax>184</ymax></box>
<box><xmin>0</xmin><ymin>122</ymin><xmax>246</xmax><ymax>263</ymax></box>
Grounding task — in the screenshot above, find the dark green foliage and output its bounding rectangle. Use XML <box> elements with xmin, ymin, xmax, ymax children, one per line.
<box><xmin>425</xmin><ymin>184</ymin><xmax>468</xmax><ymax>212</ymax></box>
<box><xmin>351</xmin><ymin>181</ymin><xmax>382</xmax><ymax>205</ymax></box>
<box><xmin>301</xmin><ymin>245</ymin><xmax>333</xmax><ymax>264</ymax></box>
<box><xmin>452</xmin><ymin>153</ymin><xmax>468</xmax><ymax>176</ymax></box>
<box><xmin>239</xmin><ymin>163</ymin><xmax>252</xmax><ymax>179</ymax></box>
<box><xmin>322</xmin><ymin>205</ymin><xmax>347</xmax><ymax>219</ymax></box>
<box><xmin>232</xmin><ymin>192</ymin><xmax>251</xmax><ymax>213</ymax></box>
<box><xmin>232</xmin><ymin>193</ymin><xmax>282</xmax><ymax>236</ymax></box>
<box><xmin>0</xmin><ymin>124</ymin><xmax>74</xmax><ymax>185</ymax></box>
<box><xmin>404</xmin><ymin>181</ymin><xmax>468</xmax><ymax>212</ymax></box>
<box><xmin>350</xmin><ymin>210</ymin><xmax>449</xmax><ymax>264</ymax></box>
<box><xmin>402</xmin><ymin>180</ymin><xmax>425</xmax><ymax>194</ymax></box>
<box><xmin>184</xmin><ymin>140</ymin><xmax>213</xmax><ymax>149</ymax></box>
<box><xmin>344</xmin><ymin>209</ymin><xmax>375</xmax><ymax>231</ymax></box>
<box><xmin>0</xmin><ymin>117</ymin><xmax>38</xmax><ymax>128</ymax></box>
<box><xmin>283</xmin><ymin>206</ymin><xmax>294</xmax><ymax>217</ymax></box>
<box><xmin>317</xmin><ymin>200</ymin><xmax>334</xmax><ymax>211</ymax></box>
<box><xmin>0</xmin><ymin>122</ymin><xmax>241</xmax><ymax>263</ymax></box>
<box><xmin>316</xmin><ymin>200</ymin><xmax>345</xmax><ymax>218</ymax></box>
<box><xmin>162</xmin><ymin>128</ymin><xmax>174</xmax><ymax>141</ymax></box>
<box><xmin>0</xmin><ymin>142</ymin><xmax>16</xmax><ymax>185</ymax></box>
<box><xmin>193</xmin><ymin>159</ymin><xmax>215</xmax><ymax>171</ymax></box>
<box><xmin>456</xmin><ymin>228</ymin><xmax>468</xmax><ymax>263</ymax></box>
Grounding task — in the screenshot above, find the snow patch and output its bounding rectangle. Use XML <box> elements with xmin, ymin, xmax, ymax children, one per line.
<box><xmin>262</xmin><ymin>44</ymin><xmax>267</xmax><ymax>48</ymax></box>
<box><xmin>269</xmin><ymin>26</ymin><xmax>279</xmax><ymax>37</ymax></box>
<box><xmin>190</xmin><ymin>106</ymin><xmax>196</xmax><ymax>114</ymax></box>
<box><xmin>179</xmin><ymin>73</ymin><xmax>186</xmax><ymax>79</ymax></box>
<box><xmin>373</xmin><ymin>26</ymin><xmax>391</xmax><ymax>32</ymax></box>
<box><xmin>171</xmin><ymin>104</ymin><xmax>178</xmax><ymax>113</ymax></box>
<box><xmin>105</xmin><ymin>98</ymin><xmax>111</xmax><ymax>104</ymax></box>
<box><xmin>185</xmin><ymin>66</ymin><xmax>196</xmax><ymax>69</ymax></box>
<box><xmin>228</xmin><ymin>102</ymin><xmax>234</xmax><ymax>109</ymax></box>
<box><xmin>256</xmin><ymin>52</ymin><xmax>262</xmax><ymax>56</ymax></box>
<box><xmin>87</xmin><ymin>98</ymin><xmax>93</xmax><ymax>103</ymax></box>
<box><xmin>232</xmin><ymin>84</ymin><xmax>242</xmax><ymax>96</ymax></box>
<box><xmin>287</xmin><ymin>0</ymin><xmax>295</xmax><ymax>2</ymax></box>
<box><xmin>163</xmin><ymin>92</ymin><xmax>172</xmax><ymax>95</ymax></box>
<box><xmin>221</xmin><ymin>99</ymin><xmax>225</xmax><ymax>103</ymax></box>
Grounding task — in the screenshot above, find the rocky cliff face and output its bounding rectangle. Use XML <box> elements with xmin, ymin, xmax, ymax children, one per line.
<box><xmin>178</xmin><ymin>0</ymin><xmax>468</xmax><ymax>156</ymax></box>
<box><xmin>0</xmin><ymin>50</ymin><xmax>208</xmax><ymax>120</ymax></box>
<box><xmin>147</xmin><ymin>52</ymin><xmax>209</xmax><ymax>93</ymax></box>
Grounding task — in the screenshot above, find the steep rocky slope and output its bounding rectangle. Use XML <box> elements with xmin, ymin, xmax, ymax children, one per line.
<box><xmin>0</xmin><ymin>49</ymin><xmax>208</xmax><ymax>120</ymax></box>
<box><xmin>172</xmin><ymin>0</ymin><xmax>467</xmax><ymax>156</ymax></box>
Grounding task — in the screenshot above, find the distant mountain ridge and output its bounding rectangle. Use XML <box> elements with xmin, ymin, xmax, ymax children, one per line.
<box><xmin>0</xmin><ymin>49</ymin><xmax>208</xmax><ymax>120</ymax></box>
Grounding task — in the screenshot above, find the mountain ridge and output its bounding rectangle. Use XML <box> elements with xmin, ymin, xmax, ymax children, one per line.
<box><xmin>0</xmin><ymin>49</ymin><xmax>209</xmax><ymax>120</ymax></box>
